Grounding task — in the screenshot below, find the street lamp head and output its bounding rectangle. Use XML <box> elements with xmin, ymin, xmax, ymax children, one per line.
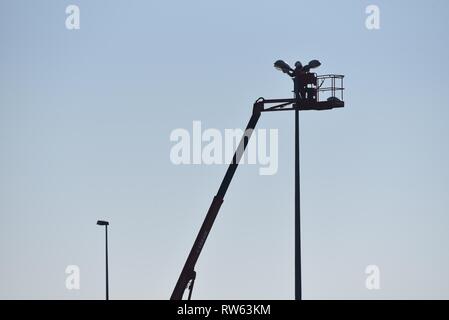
<box><xmin>308</xmin><ymin>59</ymin><xmax>321</xmax><ymax>68</ymax></box>
<box><xmin>302</xmin><ymin>59</ymin><xmax>321</xmax><ymax>72</ymax></box>
<box><xmin>274</xmin><ymin>60</ymin><xmax>293</xmax><ymax>74</ymax></box>
<box><xmin>275</xmin><ymin>59</ymin><xmax>321</xmax><ymax>75</ymax></box>
<box><xmin>97</xmin><ymin>220</ymin><xmax>109</xmax><ymax>226</ymax></box>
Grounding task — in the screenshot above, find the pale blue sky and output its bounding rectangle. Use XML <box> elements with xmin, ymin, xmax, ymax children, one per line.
<box><xmin>1</xmin><ymin>0</ymin><xmax>449</xmax><ymax>299</ymax></box>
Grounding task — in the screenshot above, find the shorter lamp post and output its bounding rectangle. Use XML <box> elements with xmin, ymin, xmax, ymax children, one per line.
<box><xmin>96</xmin><ymin>220</ymin><xmax>109</xmax><ymax>300</ymax></box>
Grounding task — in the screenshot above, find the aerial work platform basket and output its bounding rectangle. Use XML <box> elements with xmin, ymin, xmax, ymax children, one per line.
<box><xmin>292</xmin><ymin>73</ymin><xmax>344</xmax><ymax>110</ymax></box>
<box><xmin>317</xmin><ymin>74</ymin><xmax>344</xmax><ymax>102</ymax></box>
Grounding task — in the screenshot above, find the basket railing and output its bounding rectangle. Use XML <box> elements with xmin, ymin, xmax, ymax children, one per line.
<box><xmin>317</xmin><ymin>74</ymin><xmax>344</xmax><ymax>101</ymax></box>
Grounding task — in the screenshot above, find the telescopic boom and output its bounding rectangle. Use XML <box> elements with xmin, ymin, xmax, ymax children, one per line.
<box><xmin>170</xmin><ymin>102</ymin><xmax>263</xmax><ymax>300</ymax></box>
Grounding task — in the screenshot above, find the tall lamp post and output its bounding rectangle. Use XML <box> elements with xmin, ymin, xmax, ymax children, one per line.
<box><xmin>97</xmin><ymin>220</ymin><xmax>109</xmax><ymax>300</ymax></box>
<box><xmin>274</xmin><ymin>59</ymin><xmax>323</xmax><ymax>300</ymax></box>
<box><xmin>295</xmin><ymin>105</ymin><xmax>301</xmax><ymax>301</ymax></box>
<box><xmin>274</xmin><ymin>59</ymin><xmax>344</xmax><ymax>300</ymax></box>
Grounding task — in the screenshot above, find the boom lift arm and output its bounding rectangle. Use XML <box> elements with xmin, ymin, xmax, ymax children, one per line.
<box><xmin>170</xmin><ymin>101</ymin><xmax>263</xmax><ymax>300</ymax></box>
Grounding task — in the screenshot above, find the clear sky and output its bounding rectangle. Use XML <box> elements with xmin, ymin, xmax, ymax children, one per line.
<box><xmin>1</xmin><ymin>0</ymin><xmax>449</xmax><ymax>299</ymax></box>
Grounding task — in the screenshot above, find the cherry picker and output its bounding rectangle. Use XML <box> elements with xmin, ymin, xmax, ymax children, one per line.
<box><xmin>171</xmin><ymin>60</ymin><xmax>344</xmax><ymax>300</ymax></box>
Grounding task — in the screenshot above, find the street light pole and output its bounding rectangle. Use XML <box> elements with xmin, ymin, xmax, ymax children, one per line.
<box><xmin>97</xmin><ymin>220</ymin><xmax>110</xmax><ymax>300</ymax></box>
<box><xmin>295</xmin><ymin>108</ymin><xmax>301</xmax><ymax>301</ymax></box>
<box><xmin>105</xmin><ymin>224</ymin><xmax>109</xmax><ymax>300</ymax></box>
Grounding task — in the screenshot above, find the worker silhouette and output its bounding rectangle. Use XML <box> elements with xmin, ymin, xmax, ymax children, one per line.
<box><xmin>293</xmin><ymin>61</ymin><xmax>307</xmax><ymax>100</ymax></box>
<box><xmin>293</xmin><ymin>60</ymin><xmax>319</xmax><ymax>101</ymax></box>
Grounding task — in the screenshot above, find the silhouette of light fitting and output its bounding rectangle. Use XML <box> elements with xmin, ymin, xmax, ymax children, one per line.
<box><xmin>97</xmin><ymin>220</ymin><xmax>109</xmax><ymax>226</ymax></box>
<box><xmin>302</xmin><ymin>60</ymin><xmax>321</xmax><ymax>72</ymax></box>
<box><xmin>274</xmin><ymin>60</ymin><xmax>293</xmax><ymax>74</ymax></box>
